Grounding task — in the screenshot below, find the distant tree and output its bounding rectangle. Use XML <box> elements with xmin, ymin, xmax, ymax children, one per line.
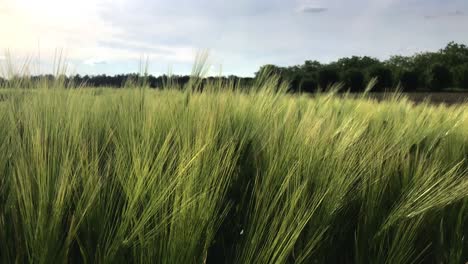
<box><xmin>334</xmin><ymin>56</ymin><xmax>381</xmax><ymax>71</ymax></box>
<box><xmin>399</xmin><ymin>70</ymin><xmax>420</xmax><ymax>91</ymax></box>
<box><xmin>453</xmin><ymin>64</ymin><xmax>468</xmax><ymax>89</ymax></box>
<box><xmin>386</xmin><ymin>55</ymin><xmax>414</xmax><ymax>70</ymax></box>
<box><xmin>439</xmin><ymin>41</ymin><xmax>468</xmax><ymax>66</ymax></box>
<box><xmin>255</xmin><ymin>64</ymin><xmax>283</xmax><ymax>78</ymax></box>
<box><xmin>429</xmin><ymin>64</ymin><xmax>453</xmax><ymax>91</ymax></box>
<box><xmin>412</xmin><ymin>52</ymin><xmax>443</xmax><ymax>84</ymax></box>
<box><xmin>368</xmin><ymin>66</ymin><xmax>393</xmax><ymax>91</ymax></box>
<box><xmin>300</xmin><ymin>78</ymin><xmax>318</xmax><ymax>93</ymax></box>
<box><xmin>342</xmin><ymin>69</ymin><xmax>365</xmax><ymax>92</ymax></box>
<box><xmin>318</xmin><ymin>68</ymin><xmax>340</xmax><ymax>89</ymax></box>
<box><xmin>288</xmin><ymin>75</ymin><xmax>302</xmax><ymax>93</ymax></box>
<box><xmin>240</xmin><ymin>77</ymin><xmax>254</xmax><ymax>88</ymax></box>
<box><xmin>71</xmin><ymin>74</ymin><xmax>82</xmax><ymax>86</ymax></box>
<box><xmin>179</xmin><ymin>76</ymin><xmax>191</xmax><ymax>87</ymax></box>
<box><xmin>302</xmin><ymin>60</ymin><xmax>321</xmax><ymax>73</ymax></box>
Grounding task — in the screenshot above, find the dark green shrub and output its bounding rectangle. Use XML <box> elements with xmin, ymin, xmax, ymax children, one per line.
<box><xmin>368</xmin><ymin>66</ymin><xmax>393</xmax><ymax>91</ymax></box>
<box><xmin>429</xmin><ymin>64</ymin><xmax>452</xmax><ymax>91</ymax></box>
<box><xmin>318</xmin><ymin>68</ymin><xmax>340</xmax><ymax>89</ymax></box>
<box><xmin>288</xmin><ymin>75</ymin><xmax>303</xmax><ymax>93</ymax></box>
<box><xmin>342</xmin><ymin>69</ymin><xmax>365</xmax><ymax>92</ymax></box>
<box><xmin>453</xmin><ymin>64</ymin><xmax>468</xmax><ymax>89</ymax></box>
<box><xmin>399</xmin><ymin>70</ymin><xmax>420</xmax><ymax>91</ymax></box>
<box><xmin>300</xmin><ymin>78</ymin><xmax>318</xmax><ymax>93</ymax></box>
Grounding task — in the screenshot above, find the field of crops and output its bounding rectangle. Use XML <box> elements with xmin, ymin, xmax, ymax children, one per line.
<box><xmin>0</xmin><ymin>79</ymin><xmax>467</xmax><ymax>263</ymax></box>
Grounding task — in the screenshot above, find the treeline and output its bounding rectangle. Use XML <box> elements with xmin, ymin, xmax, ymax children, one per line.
<box><xmin>0</xmin><ymin>42</ymin><xmax>467</xmax><ymax>92</ymax></box>
<box><xmin>0</xmin><ymin>74</ymin><xmax>255</xmax><ymax>90</ymax></box>
<box><xmin>261</xmin><ymin>41</ymin><xmax>468</xmax><ymax>92</ymax></box>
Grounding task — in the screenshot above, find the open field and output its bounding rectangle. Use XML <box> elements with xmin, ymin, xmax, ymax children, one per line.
<box><xmin>0</xmin><ymin>81</ymin><xmax>467</xmax><ymax>263</ymax></box>
<box><xmin>368</xmin><ymin>92</ymin><xmax>468</xmax><ymax>105</ymax></box>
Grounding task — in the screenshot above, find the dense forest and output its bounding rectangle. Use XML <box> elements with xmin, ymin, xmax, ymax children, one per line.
<box><xmin>1</xmin><ymin>42</ymin><xmax>467</xmax><ymax>92</ymax></box>
<box><xmin>260</xmin><ymin>41</ymin><xmax>468</xmax><ymax>92</ymax></box>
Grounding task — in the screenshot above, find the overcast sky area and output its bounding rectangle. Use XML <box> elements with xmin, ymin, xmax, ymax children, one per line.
<box><xmin>0</xmin><ymin>0</ymin><xmax>467</xmax><ymax>76</ymax></box>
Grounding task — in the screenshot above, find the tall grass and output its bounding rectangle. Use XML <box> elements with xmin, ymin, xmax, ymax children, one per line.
<box><xmin>0</xmin><ymin>73</ymin><xmax>466</xmax><ymax>263</ymax></box>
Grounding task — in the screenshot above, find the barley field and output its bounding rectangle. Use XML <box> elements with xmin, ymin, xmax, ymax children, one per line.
<box><xmin>0</xmin><ymin>78</ymin><xmax>467</xmax><ymax>263</ymax></box>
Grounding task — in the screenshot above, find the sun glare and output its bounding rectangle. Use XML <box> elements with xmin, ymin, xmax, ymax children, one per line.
<box><xmin>0</xmin><ymin>0</ymin><xmax>117</xmax><ymax>65</ymax></box>
<box><xmin>14</xmin><ymin>0</ymin><xmax>99</xmax><ymax>19</ymax></box>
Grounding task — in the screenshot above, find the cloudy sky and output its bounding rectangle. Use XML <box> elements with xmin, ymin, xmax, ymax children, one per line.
<box><xmin>0</xmin><ymin>0</ymin><xmax>467</xmax><ymax>76</ymax></box>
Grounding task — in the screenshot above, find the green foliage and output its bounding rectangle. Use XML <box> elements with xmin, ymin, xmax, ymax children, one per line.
<box><xmin>399</xmin><ymin>70</ymin><xmax>420</xmax><ymax>91</ymax></box>
<box><xmin>439</xmin><ymin>42</ymin><xmax>468</xmax><ymax>66</ymax></box>
<box><xmin>429</xmin><ymin>64</ymin><xmax>453</xmax><ymax>91</ymax></box>
<box><xmin>453</xmin><ymin>64</ymin><xmax>468</xmax><ymax>89</ymax></box>
<box><xmin>255</xmin><ymin>64</ymin><xmax>283</xmax><ymax>78</ymax></box>
<box><xmin>334</xmin><ymin>56</ymin><xmax>381</xmax><ymax>71</ymax></box>
<box><xmin>342</xmin><ymin>69</ymin><xmax>365</xmax><ymax>92</ymax></box>
<box><xmin>254</xmin><ymin>42</ymin><xmax>468</xmax><ymax>92</ymax></box>
<box><xmin>299</xmin><ymin>77</ymin><xmax>318</xmax><ymax>93</ymax></box>
<box><xmin>302</xmin><ymin>60</ymin><xmax>322</xmax><ymax>72</ymax></box>
<box><xmin>368</xmin><ymin>65</ymin><xmax>394</xmax><ymax>91</ymax></box>
<box><xmin>318</xmin><ymin>67</ymin><xmax>340</xmax><ymax>89</ymax></box>
<box><xmin>387</xmin><ymin>55</ymin><xmax>415</xmax><ymax>70</ymax></box>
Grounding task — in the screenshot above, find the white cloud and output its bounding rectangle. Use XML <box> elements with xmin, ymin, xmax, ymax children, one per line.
<box><xmin>83</xmin><ymin>59</ymin><xmax>107</xmax><ymax>66</ymax></box>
